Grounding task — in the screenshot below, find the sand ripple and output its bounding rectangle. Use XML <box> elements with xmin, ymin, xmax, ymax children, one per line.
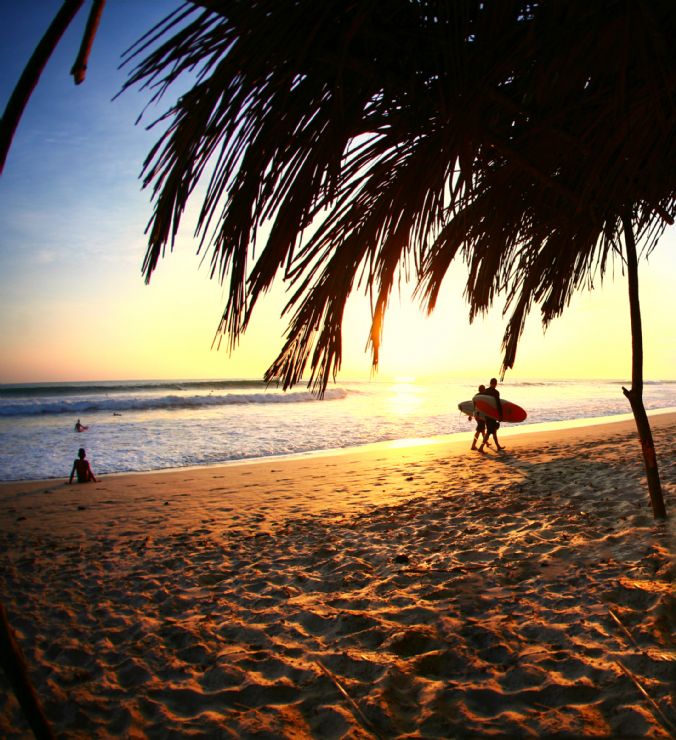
<box><xmin>0</xmin><ymin>418</ymin><xmax>674</xmax><ymax>737</ymax></box>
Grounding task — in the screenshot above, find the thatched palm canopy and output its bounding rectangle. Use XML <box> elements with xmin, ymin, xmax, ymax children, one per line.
<box><xmin>11</xmin><ymin>1</ymin><xmax>674</xmax><ymax>394</ymax></box>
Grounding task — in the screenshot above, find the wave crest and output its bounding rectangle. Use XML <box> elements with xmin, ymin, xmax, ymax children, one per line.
<box><xmin>0</xmin><ymin>388</ymin><xmax>348</xmax><ymax>417</ymax></box>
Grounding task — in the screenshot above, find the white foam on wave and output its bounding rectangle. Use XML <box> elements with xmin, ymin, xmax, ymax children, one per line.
<box><xmin>1</xmin><ymin>379</ymin><xmax>674</xmax><ymax>481</ymax></box>
<box><xmin>0</xmin><ymin>388</ymin><xmax>348</xmax><ymax>417</ymax></box>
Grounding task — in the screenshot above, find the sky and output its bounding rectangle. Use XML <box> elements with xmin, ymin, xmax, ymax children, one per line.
<box><xmin>1</xmin><ymin>1</ymin><xmax>674</xmax><ymax>386</ymax></box>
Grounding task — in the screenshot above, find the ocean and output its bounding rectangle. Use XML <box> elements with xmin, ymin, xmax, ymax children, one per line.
<box><xmin>0</xmin><ymin>378</ymin><xmax>674</xmax><ymax>481</ymax></box>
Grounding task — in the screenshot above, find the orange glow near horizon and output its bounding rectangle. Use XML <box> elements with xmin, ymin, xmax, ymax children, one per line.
<box><xmin>0</xmin><ymin>228</ymin><xmax>674</xmax><ymax>385</ymax></box>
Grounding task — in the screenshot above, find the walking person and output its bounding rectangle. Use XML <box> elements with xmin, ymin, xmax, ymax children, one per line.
<box><xmin>478</xmin><ymin>378</ymin><xmax>505</xmax><ymax>452</ymax></box>
<box><xmin>478</xmin><ymin>415</ymin><xmax>504</xmax><ymax>452</ymax></box>
<box><xmin>471</xmin><ymin>384</ymin><xmax>489</xmax><ymax>451</ymax></box>
<box><xmin>482</xmin><ymin>377</ymin><xmax>503</xmax><ymax>419</ymax></box>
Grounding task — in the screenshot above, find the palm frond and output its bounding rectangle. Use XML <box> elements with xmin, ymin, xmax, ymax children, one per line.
<box><xmin>121</xmin><ymin>0</ymin><xmax>676</xmax><ymax>391</ymax></box>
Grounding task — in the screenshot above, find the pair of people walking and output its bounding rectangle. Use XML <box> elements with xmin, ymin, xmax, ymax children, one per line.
<box><xmin>471</xmin><ymin>378</ymin><xmax>505</xmax><ymax>453</ymax></box>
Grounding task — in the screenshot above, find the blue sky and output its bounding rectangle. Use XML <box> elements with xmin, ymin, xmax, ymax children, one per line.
<box><xmin>1</xmin><ymin>2</ymin><xmax>674</xmax><ymax>384</ymax></box>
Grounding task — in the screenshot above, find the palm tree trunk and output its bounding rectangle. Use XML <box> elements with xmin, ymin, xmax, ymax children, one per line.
<box><xmin>0</xmin><ymin>603</ymin><xmax>55</xmax><ymax>739</ymax></box>
<box><xmin>620</xmin><ymin>208</ymin><xmax>666</xmax><ymax>519</ymax></box>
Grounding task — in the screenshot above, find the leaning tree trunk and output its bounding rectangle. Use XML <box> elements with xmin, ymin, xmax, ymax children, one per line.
<box><xmin>620</xmin><ymin>209</ymin><xmax>666</xmax><ymax>519</ymax></box>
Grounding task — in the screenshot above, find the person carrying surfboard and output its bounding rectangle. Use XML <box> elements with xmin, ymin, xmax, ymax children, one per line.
<box><xmin>471</xmin><ymin>384</ymin><xmax>489</xmax><ymax>450</ymax></box>
<box><xmin>482</xmin><ymin>378</ymin><xmax>503</xmax><ymax>419</ymax></box>
<box><xmin>478</xmin><ymin>378</ymin><xmax>505</xmax><ymax>452</ymax></box>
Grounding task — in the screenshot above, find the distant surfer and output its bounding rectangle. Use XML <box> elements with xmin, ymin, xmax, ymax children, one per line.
<box><xmin>69</xmin><ymin>448</ymin><xmax>97</xmax><ymax>484</ymax></box>
<box><xmin>74</xmin><ymin>419</ymin><xmax>88</xmax><ymax>432</ymax></box>
<box><xmin>478</xmin><ymin>378</ymin><xmax>505</xmax><ymax>452</ymax></box>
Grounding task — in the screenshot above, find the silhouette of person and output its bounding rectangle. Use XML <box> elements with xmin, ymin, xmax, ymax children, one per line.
<box><xmin>479</xmin><ymin>416</ymin><xmax>504</xmax><ymax>452</ymax></box>
<box><xmin>478</xmin><ymin>378</ymin><xmax>505</xmax><ymax>452</ymax></box>
<box><xmin>482</xmin><ymin>377</ymin><xmax>503</xmax><ymax>419</ymax></box>
<box><xmin>75</xmin><ymin>419</ymin><xmax>88</xmax><ymax>432</ymax></box>
<box><xmin>471</xmin><ymin>384</ymin><xmax>489</xmax><ymax>451</ymax></box>
<box><xmin>69</xmin><ymin>448</ymin><xmax>97</xmax><ymax>484</ymax></box>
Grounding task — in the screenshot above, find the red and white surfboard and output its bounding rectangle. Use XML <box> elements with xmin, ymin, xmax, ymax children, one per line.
<box><xmin>472</xmin><ymin>394</ymin><xmax>527</xmax><ymax>423</ymax></box>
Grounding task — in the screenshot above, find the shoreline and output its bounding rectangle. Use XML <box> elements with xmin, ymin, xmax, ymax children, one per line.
<box><xmin>1</xmin><ymin>410</ymin><xmax>674</xmax><ymax>737</ymax></box>
<box><xmin>3</xmin><ymin>412</ymin><xmax>674</xmax><ymax>538</ymax></box>
<box><xmin>2</xmin><ymin>406</ymin><xmax>675</xmax><ymax>487</ymax></box>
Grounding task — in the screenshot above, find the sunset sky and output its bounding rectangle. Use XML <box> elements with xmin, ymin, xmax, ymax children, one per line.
<box><xmin>1</xmin><ymin>2</ymin><xmax>674</xmax><ymax>386</ymax></box>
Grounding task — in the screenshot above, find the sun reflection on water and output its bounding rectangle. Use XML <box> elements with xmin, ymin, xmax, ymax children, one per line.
<box><xmin>387</xmin><ymin>379</ymin><xmax>424</xmax><ymax>416</ymax></box>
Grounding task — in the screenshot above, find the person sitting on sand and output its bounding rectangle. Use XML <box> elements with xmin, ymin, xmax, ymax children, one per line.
<box><xmin>69</xmin><ymin>448</ymin><xmax>97</xmax><ymax>484</ymax></box>
<box><xmin>75</xmin><ymin>419</ymin><xmax>88</xmax><ymax>432</ymax></box>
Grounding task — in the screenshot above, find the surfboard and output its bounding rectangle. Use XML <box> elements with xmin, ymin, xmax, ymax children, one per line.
<box><xmin>458</xmin><ymin>400</ymin><xmax>475</xmax><ymax>417</ymax></box>
<box><xmin>472</xmin><ymin>394</ymin><xmax>527</xmax><ymax>423</ymax></box>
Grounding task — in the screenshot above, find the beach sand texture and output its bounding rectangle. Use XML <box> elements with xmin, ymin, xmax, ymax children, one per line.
<box><xmin>0</xmin><ymin>414</ymin><xmax>674</xmax><ymax>738</ymax></box>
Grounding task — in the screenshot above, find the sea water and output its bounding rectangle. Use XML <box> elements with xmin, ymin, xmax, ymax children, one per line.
<box><xmin>0</xmin><ymin>378</ymin><xmax>674</xmax><ymax>481</ymax></box>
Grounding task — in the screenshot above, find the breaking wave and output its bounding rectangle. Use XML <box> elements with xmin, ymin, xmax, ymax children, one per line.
<box><xmin>0</xmin><ymin>388</ymin><xmax>348</xmax><ymax>417</ymax></box>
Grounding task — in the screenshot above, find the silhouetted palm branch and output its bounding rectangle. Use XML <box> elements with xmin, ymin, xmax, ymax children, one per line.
<box><xmin>118</xmin><ymin>1</ymin><xmax>673</xmax><ymax>395</ymax></box>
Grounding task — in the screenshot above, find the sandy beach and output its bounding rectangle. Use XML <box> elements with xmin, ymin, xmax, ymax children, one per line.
<box><xmin>0</xmin><ymin>414</ymin><xmax>674</xmax><ymax>738</ymax></box>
